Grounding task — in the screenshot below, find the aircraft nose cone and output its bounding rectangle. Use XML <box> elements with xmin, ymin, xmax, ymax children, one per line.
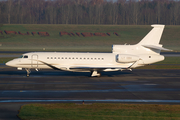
<box><xmin>6</xmin><ymin>61</ymin><xmax>13</xmax><ymax>67</ymax></box>
<box><xmin>6</xmin><ymin>61</ymin><xmax>10</xmax><ymax>66</ymax></box>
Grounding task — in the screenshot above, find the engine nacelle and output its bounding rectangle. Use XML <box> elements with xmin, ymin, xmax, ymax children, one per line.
<box><xmin>116</xmin><ymin>54</ymin><xmax>139</xmax><ymax>63</ymax></box>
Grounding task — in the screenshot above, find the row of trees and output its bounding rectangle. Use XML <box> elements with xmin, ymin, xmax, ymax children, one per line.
<box><xmin>0</xmin><ymin>0</ymin><xmax>180</xmax><ymax>25</ymax></box>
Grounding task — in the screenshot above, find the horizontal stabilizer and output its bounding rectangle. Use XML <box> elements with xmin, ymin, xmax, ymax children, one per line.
<box><xmin>142</xmin><ymin>45</ymin><xmax>172</xmax><ymax>51</ymax></box>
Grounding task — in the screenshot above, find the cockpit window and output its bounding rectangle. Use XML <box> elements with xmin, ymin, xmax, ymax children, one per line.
<box><xmin>23</xmin><ymin>55</ymin><xmax>28</xmax><ymax>58</ymax></box>
<box><xmin>19</xmin><ymin>55</ymin><xmax>23</xmax><ymax>58</ymax></box>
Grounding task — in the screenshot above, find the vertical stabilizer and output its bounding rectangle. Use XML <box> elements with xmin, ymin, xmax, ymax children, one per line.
<box><xmin>138</xmin><ymin>24</ymin><xmax>165</xmax><ymax>45</ymax></box>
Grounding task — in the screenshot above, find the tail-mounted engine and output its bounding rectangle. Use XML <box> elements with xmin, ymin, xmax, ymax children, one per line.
<box><xmin>116</xmin><ymin>54</ymin><xmax>139</xmax><ymax>63</ymax></box>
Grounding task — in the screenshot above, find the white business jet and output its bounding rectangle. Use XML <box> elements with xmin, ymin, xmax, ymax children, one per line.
<box><xmin>6</xmin><ymin>24</ymin><xmax>171</xmax><ymax>77</ymax></box>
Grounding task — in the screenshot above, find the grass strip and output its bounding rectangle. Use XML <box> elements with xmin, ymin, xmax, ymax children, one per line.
<box><xmin>157</xmin><ymin>57</ymin><xmax>180</xmax><ymax>64</ymax></box>
<box><xmin>0</xmin><ymin>24</ymin><xmax>179</xmax><ymax>51</ymax></box>
<box><xmin>137</xmin><ymin>57</ymin><xmax>180</xmax><ymax>69</ymax></box>
<box><xmin>0</xmin><ymin>57</ymin><xmax>15</xmax><ymax>64</ymax></box>
<box><xmin>137</xmin><ymin>65</ymin><xmax>180</xmax><ymax>69</ymax></box>
<box><xmin>18</xmin><ymin>103</ymin><xmax>180</xmax><ymax>120</ymax></box>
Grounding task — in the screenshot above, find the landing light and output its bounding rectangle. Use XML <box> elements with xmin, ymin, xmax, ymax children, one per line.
<box><xmin>17</xmin><ymin>68</ymin><xmax>22</xmax><ymax>70</ymax></box>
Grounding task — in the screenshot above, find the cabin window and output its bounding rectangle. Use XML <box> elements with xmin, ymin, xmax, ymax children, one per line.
<box><xmin>102</xmin><ymin>58</ymin><xmax>104</xmax><ymax>60</ymax></box>
<box><xmin>69</xmin><ymin>57</ymin><xmax>71</xmax><ymax>59</ymax></box>
<box><xmin>47</xmin><ymin>57</ymin><xmax>49</xmax><ymax>59</ymax></box>
<box><xmin>24</xmin><ymin>55</ymin><xmax>28</xmax><ymax>58</ymax></box>
<box><xmin>54</xmin><ymin>57</ymin><xmax>56</xmax><ymax>59</ymax></box>
<box><xmin>58</xmin><ymin>57</ymin><xmax>60</xmax><ymax>59</ymax></box>
<box><xmin>51</xmin><ymin>57</ymin><xmax>53</xmax><ymax>59</ymax></box>
<box><xmin>72</xmin><ymin>58</ymin><xmax>74</xmax><ymax>59</ymax></box>
<box><xmin>65</xmin><ymin>57</ymin><xmax>67</xmax><ymax>59</ymax></box>
<box><xmin>62</xmin><ymin>57</ymin><xmax>64</xmax><ymax>59</ymax></box>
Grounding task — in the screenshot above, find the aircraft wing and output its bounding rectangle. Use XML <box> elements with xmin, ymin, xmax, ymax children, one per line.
<box><xmin>69</xmin><ymin>66</ymin><xmax>123</xmax><ymax>71</ymax></box>
<box><xmin>69</xmin><ymin>63</ymin><xmax>134</xmax><ymax>72</ymax></box>
<box><xmin>39</xmin><ymin>60</ymin><xmax>133</xmax><ymax>72</ymax></box>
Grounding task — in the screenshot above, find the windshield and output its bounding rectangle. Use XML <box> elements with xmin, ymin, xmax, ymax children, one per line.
<box><xmin>19</xmin><ymin>55</ymin><xmax>23</xmax><ymax>58</ymax></box>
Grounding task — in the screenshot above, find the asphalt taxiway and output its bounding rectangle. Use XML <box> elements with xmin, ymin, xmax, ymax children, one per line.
<box><xmin>0</xmin><ymin>65</ymin><xmax>180</xmax><ymax>119</ymax></box>
<box><xmin>0</xmin><ymin>66</ymin><xmax>180</xmax><ymax>102</ymax></box>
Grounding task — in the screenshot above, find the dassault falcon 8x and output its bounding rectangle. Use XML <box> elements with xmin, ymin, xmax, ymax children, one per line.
<box><xmin>6</xmin><ymin>24</ymin><xmax>171</xmax><ymax>77</ymax></box>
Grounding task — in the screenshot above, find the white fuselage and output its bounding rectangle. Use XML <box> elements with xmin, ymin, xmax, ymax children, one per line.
<box><xmin>6</xmin><ymin>51</ymin><xmax>164</xmax><ymax>72</ymax></box>
<box><xmin>6</xmin><ymin>52</ymin><xmax>131</xmax><ymax>72</ymax></box>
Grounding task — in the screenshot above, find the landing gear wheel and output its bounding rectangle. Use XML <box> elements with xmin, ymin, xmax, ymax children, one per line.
<box><xmin>91</xmin><ymin>71</ymin><xmax>101</xmax><ymax>77</ymax></box>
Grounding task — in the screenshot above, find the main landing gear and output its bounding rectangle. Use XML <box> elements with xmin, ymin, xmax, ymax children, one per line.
<box><xmin>91</xmin><ymin>71</ymin><xmax>101</xmax><ymax>77</ymax></box>
<box><xmin>25</xmin><ymin>68</ymin><xmax>31</xmax><ymax>77</ymax></box>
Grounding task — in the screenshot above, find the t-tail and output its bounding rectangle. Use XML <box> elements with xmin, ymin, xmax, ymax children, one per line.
<box><xmin>137</xmin><ymin>24</ymin><xmax>172</xmax><ymax>53</ymax></box>
<box><xmin>112</xmin><ymin>24</ymin><xmax>172</xmax><ymax>55</ymax></box>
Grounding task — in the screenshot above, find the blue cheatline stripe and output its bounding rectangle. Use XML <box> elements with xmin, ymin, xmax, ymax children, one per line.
<box><xmin>0</xmin><ymin>99</ymin><xmax>180</xmax><ymax>103</ymax></box>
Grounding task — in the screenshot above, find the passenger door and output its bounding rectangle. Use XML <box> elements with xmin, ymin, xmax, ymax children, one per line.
<box><xmin>31</xmin><ymin>54</ymin><xmax>38</xmax><ymax>68</ymax></box>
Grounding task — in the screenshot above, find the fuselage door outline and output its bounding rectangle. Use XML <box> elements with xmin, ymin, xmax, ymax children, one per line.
<box><xmin>31</xmin><ymin>54</ymin><xmax>38</xmax><ymax>68</ymax></box>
